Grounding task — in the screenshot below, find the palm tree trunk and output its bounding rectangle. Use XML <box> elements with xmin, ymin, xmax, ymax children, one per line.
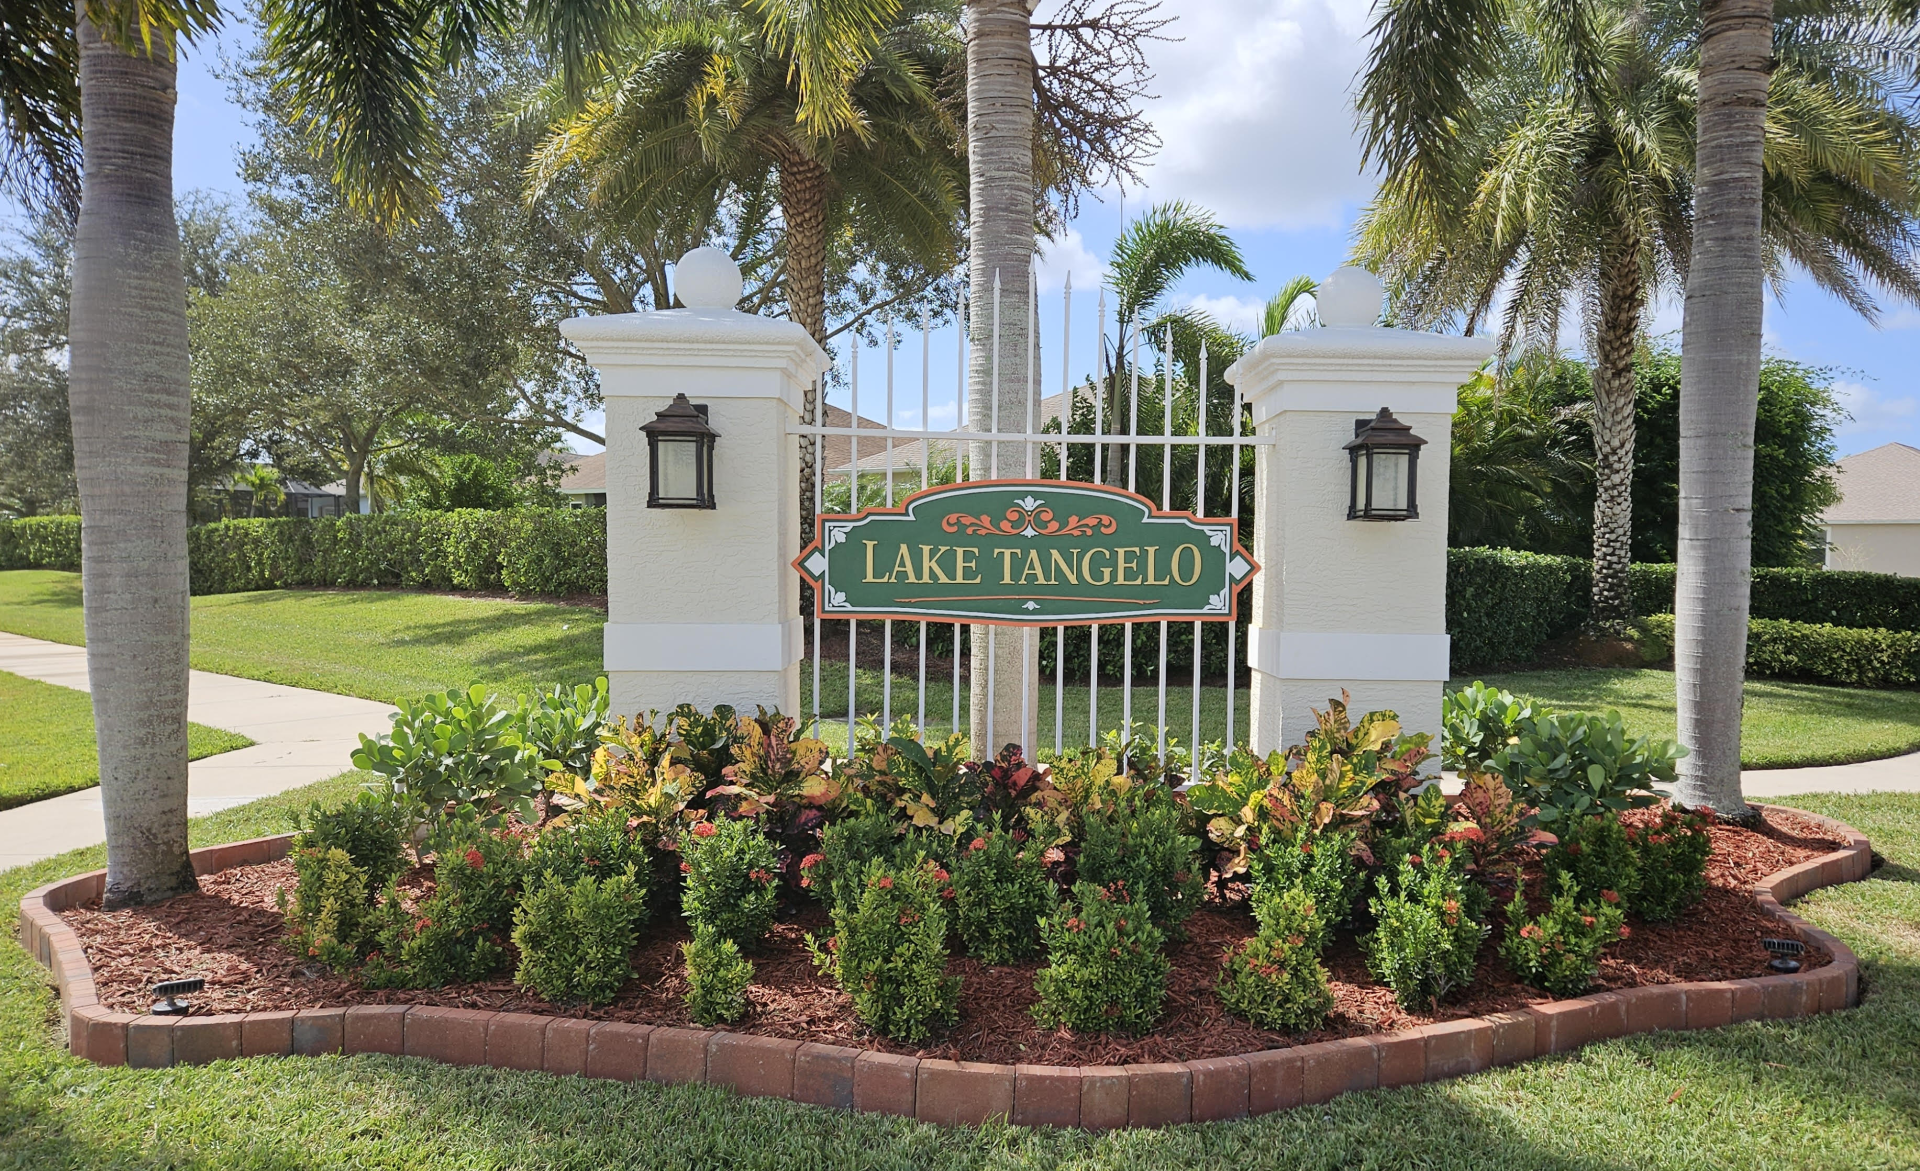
<box><xmin>1589</xmin><ymin>238</ymin><xmax>1645</xmax><ymax>630</ymax></box>
<box><xmin>1674</xmin><ymin>0</ymin><xmax>1771</xmax><ymax>820</ymax></box>
<box><xmin>964</xmin><ymin>0</ymin><xmax>1039</xmax><ymax>757</ymax></box>
<box><xmin>69</xmin><ymin>11</ymin><xmax>198</xmax><ymax>908</ymax></box>
<box><xmin>780</xmin><ymin>154</ymin><xmax>831</xmax><ymax>544</ymax></box>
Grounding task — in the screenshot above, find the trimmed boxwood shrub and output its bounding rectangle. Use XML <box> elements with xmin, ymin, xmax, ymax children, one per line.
<box><xmin>174</xmin><ymin>508</ymin><xmax>606</xmax><ymax>598</ymax></box>
<box><xmin>1446</xmin><ymin>547</ymin><xmax>1581</xmax><ymax>671</ymax></box>
<box><xmin>0</xmin><ymin>515</ymin><xmax>81</xmax><ymax>571</ymax></box>
<box><xmin>1640</xmin><ymin>613</ymin><xmax>1920</xmax><ymax>688</ymax></box>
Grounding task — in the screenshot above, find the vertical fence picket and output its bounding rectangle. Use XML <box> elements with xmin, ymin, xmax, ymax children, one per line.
<box><xmin>1192</xmin><ymin>343</ymin><xmax>1208</xmax><ymax>752</ymax></box>
<box><xmin>1157</xmin><ymin>328</ymin><xmax>1171</xmax><ymax>759</ymax></box>
<box><xmin>1089</xmin><ymin>289</ymin><xmax>1104</xmax><ymax>748</ymax></box>
<box><xmin>1055</xmin><ymin>274</ymin><xmax>1070</xmax><ymax>755</ymax></box>
<box><xmin>1226</xmin><ymin>364</ymin><xmax>1244</xmax><ymax>750</ymax></box>
<box><xmin>919</xmin><ymin>309</ymin><xmax>930</xmax><ymax>735</ymax></box>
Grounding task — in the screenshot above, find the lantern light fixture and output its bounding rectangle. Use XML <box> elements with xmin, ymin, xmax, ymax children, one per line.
<box><xmin>1344</xmin><ymin>407</ymin><xmax>1425</xmax><ymax>521</ymax></box>
<box><xmin>641</xmin><ymin>393</ymin><xmax>720</xmax><ymax>509</ymax></box>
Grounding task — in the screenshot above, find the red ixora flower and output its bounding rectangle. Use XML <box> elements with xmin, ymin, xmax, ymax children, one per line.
<box><xmin>1407</xmin><ymin>854</ymin><xmax>1423</xmax><ymax>866</ymax></box>
<box><xmin>691</xmin><ymin>821</ymin><xmax>718</xmax><ymax>838</ymax></box>
<box><xmin>1580</xmin><ymin>915</ymin><xmax>1596</xmax><ymax>927</ymax></box>
<box><xmin>876</xmin><ymin>875</ymin><xmax>894</xmax><ymax>890</ymax></box>
<box><xmin>749</xmin><ymin>868</ymin><xmax>774</xmax><ymax>883</ymax></box>
<box><xmin>1601</xmin><ymin>889</ymin><xmax>1621</xmax><ymax>904</ymax></box>
<box><xmin>969</xmin><ymin>838</ymin><xmax>987</xmax><ymax>852</ymax></box>
<box><xmin>1618</xmin><ymin>925</ymin><xmax>1632</xmax><ymax>939</ymax></box>
<box><xmin>931</xmin><ymin>868</ymin><xmax>949</xmax><ymax>883</ymax></box>
<box><xmin>465</xmin><ymin>848</ymin><xmax>485</xmax><ymax>870</ymax></box>
<box><xmin>679</xmin><ymin>861</ymin><xmax>691</xmax><ymax>873</ymax></box>
<box><xmin>1519</xmin><ymin>924</ymin><xmax>1543</xmax><ymax>940</ymax></box>
<box><xmin>800</xmin><ymin>853</ymin><xmax>825</xmax><ymax>870</ymax></box>
<box><xmin>1066</xmin><ymin>917</ymin><xmax>1084</xmax><ymax>933</ymax></box>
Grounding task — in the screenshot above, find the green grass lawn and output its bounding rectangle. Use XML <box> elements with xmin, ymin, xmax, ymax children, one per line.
<box><xmin>5</xmin><ymin>570</ymin><xmax>1914</xmax><ymax>768</ymax></box>
<box><xmin>0</xmin><ymin>570</ymin><xmax>605</xmax><ymax>706</ymax></box>
<box><xmin>1</xmin><ymin>777</ymin><xmax>1915</xmax><ymax>1167</ymax></box>
<box><xmin>1459</xmin><ymin>667</ymin><xmax>1920</xmax><ymax>769</ymax></box>
<box><xmin>0</xmin><ymin>669</ymin><xmax>252</xmax><ymax>812</ymax></box>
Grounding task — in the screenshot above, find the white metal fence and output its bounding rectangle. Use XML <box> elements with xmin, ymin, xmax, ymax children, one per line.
<box><xmin>793</xmin><ymin>273</ymin><xmax>1273</xmax><ymax>760</ymax></box>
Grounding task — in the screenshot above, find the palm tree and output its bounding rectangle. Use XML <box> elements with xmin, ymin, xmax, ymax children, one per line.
<box><xmin>529</xmin><ymin>0</ymin><xmax>968</xmax><ymax>540</ymax></box>
<box><xmin>1261</xmin><ymin>275</ymin><xmax>1318</xmax><ymax>336</ymax></box>
<box><xmin>1357</xmin><ymin>0</ymin><xmax>1920</xmax><ymax>815</ymax></box>
<box><xmin>1357</xmin><ymin>0</ymin><xmax>1920</xmax><ymax>638</ymax></box>
<box><xmin>1447</xmin><ymin>365</ymin><xmax>1592</xmax><ymax>551</ymax></box>
<box><xmin>232</xmin><ymin>464</ymin><xmax>285</xmax><ymax>518</ymax></box>
<box><xmin>2</xmin><ymin>0</ymin><xmax>626</xmax><ymax>906</ymax></box>
<box><xmin>1095</xmin><ymin>202</ymin><xmax>1252</xmax><ymax>486</ymax></box>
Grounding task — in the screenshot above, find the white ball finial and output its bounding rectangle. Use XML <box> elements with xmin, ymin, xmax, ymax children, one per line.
<box><xmin>673</xmin><ymin>247</ymin><xmax>743</xmax><ymax>309</ymax></box>
<box><xmin>1317</xmin><ymin>265</ymin><xmax>1385</xmax><ymax>328</ymax></box>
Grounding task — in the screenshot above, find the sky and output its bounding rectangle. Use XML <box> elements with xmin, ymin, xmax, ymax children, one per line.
<box><xmin>83</xmin><ymin>1</ymin><xmax>1920</xmax><ymax>458</ymax></box>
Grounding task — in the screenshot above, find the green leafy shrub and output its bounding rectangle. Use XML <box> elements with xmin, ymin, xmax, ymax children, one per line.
<box><xmin>1218</xmin><ymin>885</ymin><xmax>1334</xmax><ymax>1032</ymax></box>
<box><xmin>809</xmin><ymin>858</ymin><xmax>960</xmax><ymax>1042</ymax></box>
<box><xmin>0</xmin><ymin>515</ymin><xmax>81</xmax><ymax>571</ymax></box>
<box><xmin>1247</xmin><ymin>829</ymin><xmax>1363</xmax><ymax>948</ymax></box>
<box><xmin>1363</xmin><ymin>845</ymin><xmax>1488</xmax><ymax>1010</ymax></box>
<box><xmin>1630</xmin><ymin>564</ymin><xmax>1920</xmax><ymax>634</ymax></box>
<box><xmin>352</xmin><ymin>685</ymin><xmax>538</xmax><ymax>833</ymax></box>
<box><xmin>520</xmin><ymin>677</ymin><xmax>610</xmax><ymax>777</ymax></box>
<box><xmin>1446</xmin><ymin>547</ymin><xmax>1581</xmax><ymax>671</ymax></box>
<box><xmin>511</xmin><ymin>869</ymin><xmax>643</xmax><ymax>1006</ymax></box>
<box><xmin>1501</xmin><ymin>873</ymin><xmax>1627</xmax><ymax>997</ymax></box>
<box><xmin>1490</xmin><ymin>710</ymin><xmax>1683</xmax><ymax>826</ymax></box>
<box><xmin>951</xmin><ymin>820</ymin><xmax>1053</xmax><ymax>964</ymax></box>
<box><xmin>679</xmin><ymin>817</ymin><xmax>780</xmax><ymax>948</ymax></box>
<box><xmin>526</xmin><ymin>805</ymin><xmax>652</xmax><ymax>914</ymax></box>
<box><xmin>290</xmin><ymin>791</ymin><xmax>410</xmax><ymax>888</ymax></box>
<box><xmin>1640</xmin><ymin>613</ymin><xmax>1920</xmax><ymax>688</ymax></box>
<box><xmin>363</xmin><ymin>825</ymin><xmax>528</xmax><ymax>987</ymax></box>
<box><xmin>1442</xmin><ymin>681</ymin><xmax>1551</xmax><ymax>773</ymax></box>
<box><xmin>178</xmin><ymin>508</ymin><xmax>606</xmax><ymax>598</ymax></box>
<box><xmin>1543</xmin><ymin>813</ymin><xmax>1641</xmax><ymax>909</ymax></box>
<box><xmin>1627</xmin><ymin>807</ymin><xmax>1714</xmax><ymax>922</ymax></box>
<box><xmin>1032</xmin><ymin>880</ymin><xmax>1171</xmax><ymax>1036</ymax></box>
<box><xmin>683</xmin><ymin>926</ymin><xmax>755</xmax><ymax>1026</ymax></box>
<box><xmin>813</xmin><ymin>810</ymin><xmax>902</xmax><ymax>912</ymax></box>
<box><xmin>1076</xmin><ymin>784</ymin><xmax>1204</xmax><ymax>932</ymax></box>
<box><xmin>278</xmin><ymin>847</ymin><xmax>370</xmax><ymax>971</ymax></box>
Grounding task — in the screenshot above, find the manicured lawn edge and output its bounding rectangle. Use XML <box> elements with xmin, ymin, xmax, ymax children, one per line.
<box><xmin>20</xmin><ymin>808</ymin><xmax>1874</xmax><ymax>1130</ymax></box>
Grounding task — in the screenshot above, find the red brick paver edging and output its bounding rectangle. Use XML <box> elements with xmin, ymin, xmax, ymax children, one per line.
<box><xmin>19</xmin><ymin>808</ymin><xmax>1874</xmax><ymax>1127</ymax></box>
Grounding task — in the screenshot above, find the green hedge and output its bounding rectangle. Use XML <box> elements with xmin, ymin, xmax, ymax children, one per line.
<box><xmin>0</xmin><ymin>515</ymin><xmax>81</xmax><ymax>571</ymax></box>
<box><xmin>1640</xmin><ymin>613</ymin><xmax>1920</xmax><ymax>689</ymax></box>
<box><xmin>184</xmin><ymin>509</ymin><xmax>607</xmax><ymax>597</ymax></box>
<box><xmin>1446</xmin><ymin>548</ymin><xmax>1582</xmax><ymax>672</ymax></box>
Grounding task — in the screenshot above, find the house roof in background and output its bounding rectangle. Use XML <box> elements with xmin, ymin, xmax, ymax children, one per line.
<box><xmin>829</xmin><ymin>392</ymin><xmax>1069</xmax><ymax>473</ymax></box>
<box><xmin>554</xmin><ymin>450</ymin><xmax>606</xmax><ymax>494</ymax></box>
<box><xmin>1826</xmin><ymin>443</ymin><xmax>1920</xmax><ymax>523</ymax></box>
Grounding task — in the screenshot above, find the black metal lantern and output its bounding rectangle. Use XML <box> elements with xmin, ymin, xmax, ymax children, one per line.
<box><xmin>641</xmin><ymin>393</ymin><xmax>720</xmax><ymax>509</ymax></box>
<box><xmin>1344</xmin><ymin>407</ymin><xmax>1426</xmax><ymax>521</ymax></box>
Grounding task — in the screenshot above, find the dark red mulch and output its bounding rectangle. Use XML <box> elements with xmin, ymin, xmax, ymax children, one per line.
<box><xmin>57</xmin><ymin>806</ymin><xmax>1845</xmax><ymax>1067</ymax></box>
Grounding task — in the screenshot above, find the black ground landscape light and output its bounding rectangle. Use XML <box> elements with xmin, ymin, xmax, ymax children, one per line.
<box><xmin>1761</xmin><ymin>938</ymin><xmax>1805</xmax><ymax>973</ymax></box>
<box><xmin>150</xmin><ymin>976</ymin><xmax>205</xmax><ymax>1016</ymax></box>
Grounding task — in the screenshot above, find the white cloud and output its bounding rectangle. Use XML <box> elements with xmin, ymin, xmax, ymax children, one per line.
<box><xmin>1832</xmin><ymin>379</ymin><xmax>1920</xmax><ymax>452</ymax></box>
<box><xmin>1034</xmin><ymin>227</ymin><xmax>1108</xmax><ymax>294</ymax></box>
<box><xmin>1882</xmin><ymin>307</ymin><xmax>1920</xmax><ymax>330</ymax></box>
<box><xmin>1183</xmin><ymin>293</ymin><xmax>1268</xmax><ymax>333</ymax></box>
<box><xmin>1098</xmin><ymin>0</ymin><xmax>1378</xmax><ymax>230</ymax></box>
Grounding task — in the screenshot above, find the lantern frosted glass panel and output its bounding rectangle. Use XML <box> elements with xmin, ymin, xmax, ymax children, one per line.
<box><xmin>1370</xmin><ymin>449</ymin><xmax>1409</xmax><ymax>513</ymax></box>
<box><xmin>656</xmin><ymin>437</ymin><xmax>701</xmax><ymax>504</ymax></box>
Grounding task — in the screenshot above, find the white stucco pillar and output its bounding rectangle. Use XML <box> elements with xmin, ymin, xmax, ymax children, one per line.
<box><xmin>560</xmin><ymin>249</ymin><xmax>830</xmax><ymax>719</ymax></box>
<box><xmin>1224</xmin><ymin>267</ymin><xmax>1495</xmax><ymax>758</ymax></box>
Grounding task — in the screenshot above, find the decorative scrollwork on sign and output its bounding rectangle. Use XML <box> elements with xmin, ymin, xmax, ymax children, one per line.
<box><xmin>942</xmin><ymin>498</ymin><xmax>1118</xmax><ymax>539</ymax></box>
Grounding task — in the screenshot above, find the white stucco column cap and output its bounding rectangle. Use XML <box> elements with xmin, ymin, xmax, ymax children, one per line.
<box><xmin>561</xmin><ymin>308</ymin><xmax>830</xmax><ymax>386</ymax></box>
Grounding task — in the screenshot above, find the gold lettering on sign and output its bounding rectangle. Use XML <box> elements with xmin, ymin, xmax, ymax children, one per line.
<box><xmin>994</xmin><ymin>548</ymin><xmax>1022</xmax><ymax>583</ymax></box>
<box><xmin>1083</xmin><ymin>547</ymin><xmax>1112</xmax><ymax>585</ymax></box>
<box><xmin>954</xmin><ymin>547</ymin><xmax>981</xmax><ymax>584</ymax></box>
<box><xmin>1143</xmin><ymin>546</ymin><xmax>1171</xmax><ymax>586</ymax></box>
<box><xmin>863</xmin><ymin>541</ymin><xmax>890</xmax><ymax>582</ymax></box>
<box><xmin>1172</xmin><ymin>543</ymin><xmax>1202</xmax><ymax>586</ymax></box>
<box><xmin>1019</xmin><ymin>549</ymin><xmax>1049</xmax><ymax>584</ymax></box>
<box><xmin>919</xmin><ymin>545</ymin><xmax>954</xmax><ymax>584</ymax></box>
<box><xmin>1114</xmin><ymin>547</ymin><xmax>1141</xmax><ymax>586</ymax></box>
<box><xmin>889</xmin><ymin>544</ymin><xmax>919</xmax><ymax>584</ymax></box>
<box><xmin>1049</xmin><ymin>548</ymin><xmax>1079</xmax><ymax>585</ymax></box>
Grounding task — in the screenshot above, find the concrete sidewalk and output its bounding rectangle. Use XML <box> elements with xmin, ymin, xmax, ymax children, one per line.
<box><xmin>1741</xmin><ymin>750</ymin><xmax>1920</xmax><ymax>797</ymax></box>
<box><xmin>0</xmin><ymin>631</ymin><xmax>395</xmax><ymax>871</ymax></box>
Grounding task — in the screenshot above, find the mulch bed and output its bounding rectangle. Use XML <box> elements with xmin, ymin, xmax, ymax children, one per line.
<box><xmin>56</xmin><ymin>806</ymin><xmax>1845</xmax><ymax>1067</ymax></box>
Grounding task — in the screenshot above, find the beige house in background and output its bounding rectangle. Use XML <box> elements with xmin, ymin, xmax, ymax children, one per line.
<box><xmin>1824</xmin><ymin>442</ymin><xmax>1920</xmax><ymax>576</ymax></box>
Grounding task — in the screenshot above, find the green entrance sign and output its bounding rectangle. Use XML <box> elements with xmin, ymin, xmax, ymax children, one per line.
<box><xmin>795</xmin><ymin>480</ymin><xmax>1258</xmax><ymax>626</ymax></box>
